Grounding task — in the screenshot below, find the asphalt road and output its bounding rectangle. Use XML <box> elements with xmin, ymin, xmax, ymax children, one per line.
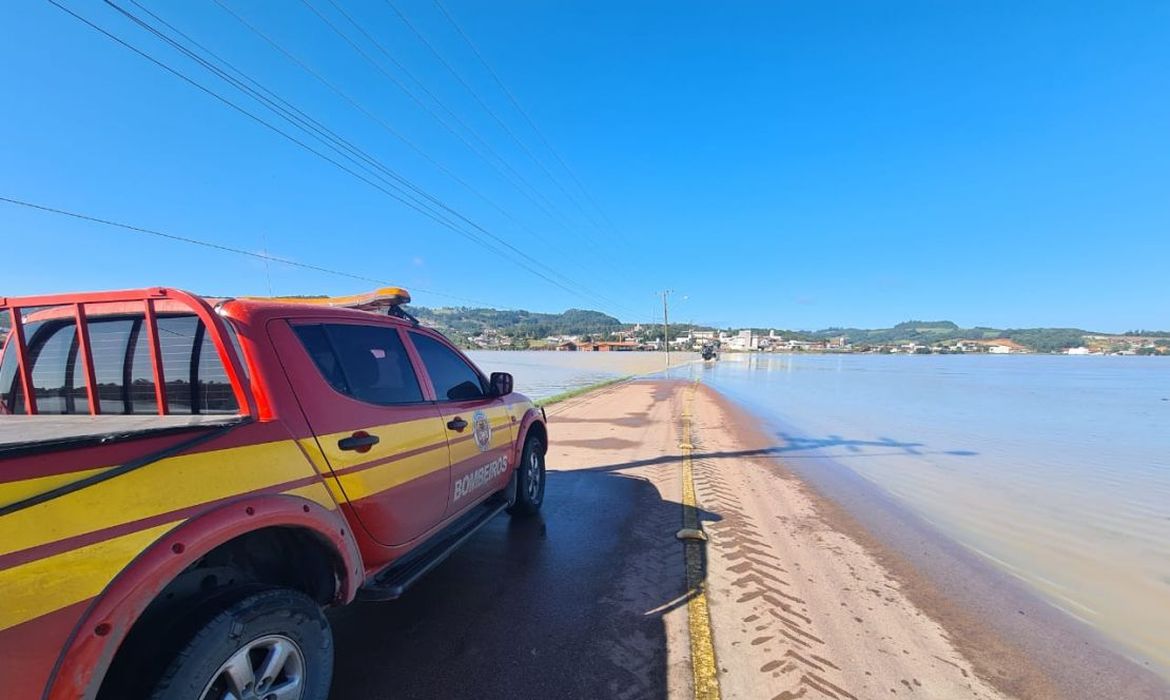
<box><xmin>327</xmin><ymin>466</ymin><xmax>688</xmax><ymax>700</ymax></box>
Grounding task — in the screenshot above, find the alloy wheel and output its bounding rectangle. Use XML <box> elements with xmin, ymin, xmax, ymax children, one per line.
<box><xmin>200</xmin><ymin>634</ymin><xmax>306</xmax><ymax>700</ymax></box>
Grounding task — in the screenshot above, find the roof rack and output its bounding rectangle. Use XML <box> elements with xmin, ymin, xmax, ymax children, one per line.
<box><xmin>0</xmin><ymin>288</ymin><xmax>255</xmax><ymax>417</ymax></box>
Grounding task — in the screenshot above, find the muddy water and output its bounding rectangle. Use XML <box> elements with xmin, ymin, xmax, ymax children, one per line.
<box><xmin>466</xmin><ymin>350</ymin><xmax>696</xmax><ymax>401</ymax></box>
<box><xmin>680</xmin><ymin>353</ymin><xmax>1170</xmax><ymax>678</ymax></box>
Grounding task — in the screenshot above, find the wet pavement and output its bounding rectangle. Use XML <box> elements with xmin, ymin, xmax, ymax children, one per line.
<box><xmin>328</xmin><ymin>467</ymin><xmax>688</xmax><ymax>700</ymax></box>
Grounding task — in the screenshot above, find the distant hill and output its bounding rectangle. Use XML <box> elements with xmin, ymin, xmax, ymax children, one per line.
<box><xmin>0</xmin><ymin>302</ymin><xmax>1148</xmax><ymax>354</ymax></box>
<box><xmin>804</xmin><ymin>322</ymin><xmax>1094</xmax><ymax>353</ymax></box>
<box><xmin>408</xmin><ymin>307</ymin><xmax>1107</xmax><ymax>353</ymax></box>
<box><xmin>411</xmin><ymin>306</ymin><xmax>623</xmax><ymax>346</ymax></box>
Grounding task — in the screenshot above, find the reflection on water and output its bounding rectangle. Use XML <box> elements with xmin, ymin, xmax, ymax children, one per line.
<box><xmin>465</xmin><ymin>350</ymin><xmax>697</xmax><ymax>401</ymax></box>
<box><xmin>678</xmin><ymin>353</ymin><xmax>1170</xmax><ymax>675</ymax></box>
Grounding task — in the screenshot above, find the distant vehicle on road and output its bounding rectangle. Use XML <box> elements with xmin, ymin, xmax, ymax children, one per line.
<box><xmin>0</xmin><ymin>286</ymin><xmax>547</xmax><ymax>700</ymax></box>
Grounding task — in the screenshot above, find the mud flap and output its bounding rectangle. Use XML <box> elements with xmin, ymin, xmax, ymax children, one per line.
<box><xmin>505</xmin><ymin>468</ymin><xmax>518</xmax><ymax>508</ymax></box>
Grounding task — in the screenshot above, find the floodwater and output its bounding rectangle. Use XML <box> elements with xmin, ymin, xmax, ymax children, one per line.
<box><xmin>463</xmin><ymin>350</ymin><xmax>1170</xmax><ymax>676</ymax></box>
<box><xmin>680</xmin><ymin>353</ymin><xmax>1170</xmax><ymax>677</ymax></box>
<box><xmin>466</xmin><ymin>350</ymin><xmax>696</xmax><ymax>401</ymax></box>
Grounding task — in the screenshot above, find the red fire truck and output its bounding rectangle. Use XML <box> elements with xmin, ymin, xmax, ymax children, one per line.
<box><xmin>0</xmin><ymin>286</ymin><xmax>548</xmax><ymax>700</ymax></box>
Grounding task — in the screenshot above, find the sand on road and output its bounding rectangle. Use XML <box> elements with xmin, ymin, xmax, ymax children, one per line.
<box><xmin>543</xmin><ymin>380</ymin><xmax>1005</xmax><ymax>699</ymax></box>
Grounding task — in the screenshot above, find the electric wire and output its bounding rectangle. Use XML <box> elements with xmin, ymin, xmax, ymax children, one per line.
<box><xmin>383</xmin><ymin>0</ymin><xmax>595</xmax><ymax>229</ymax></box>
<box><xmin>0</xmin><ymin>195</ymin><xmax>499</xmax><ymax>307</ymax></box>
<box><xmin>117</xmin><ymin>0</ymin><xmax>638</xmax><ymax>316</ymax></box>
<box><xmin>302</xmin><ymin>0</ymin><xmax>570</xmax><ymax>229</ymax></box>
<box><xmin>206</xmin><ymin>0</ymin><xmax>603</xmax><ymax>285</ymax></box>
<box><xmin>114</xmin><ymin>0</ymin><xmax>598</xmax><ymax>303</ymax></box>
<box><xmin>431</xmin><ymin>0</ymin><xmax>625</xmax><ymax>237</ymax></box>
<box><xmin>380</xmin><ymin>0</ymin><xmax>617</xmax><ymax>262</ymax></box>
<box><xmin>67</xmin><ymin>0</ymin><xmax>639</xmax><ymax>316</ymax></box>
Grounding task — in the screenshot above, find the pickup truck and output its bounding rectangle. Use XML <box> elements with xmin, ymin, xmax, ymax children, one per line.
<box><xmin>0</xmin><ymin>286</ymin><xmax>548</xmax><ymax>700</ymax></box>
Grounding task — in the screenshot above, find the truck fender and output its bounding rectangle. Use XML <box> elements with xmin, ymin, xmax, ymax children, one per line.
<box><xmin>512</xmin><ymin>406</ymin><xmax>547</xmax><ymax>468</ymax></box>
<box><xmin>44</xmin><ymin>494</ymin><xmax>362</xmax><ymax>700</ymax></box>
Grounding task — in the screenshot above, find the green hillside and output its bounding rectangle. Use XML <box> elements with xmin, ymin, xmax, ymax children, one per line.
<box><xmin>804</xmin><ymin>322</ymin><xmax>1092</xmax><ymax>352</ymax></box>
<box><xmin>410</xmin><ymin>306</ymin><xmax>623</xmax><ymax>347</ymax></box>
<box><xmin>0</xmin><ymin>302</ymin><xmax>1136</xmax><ymax>354</ymax></box>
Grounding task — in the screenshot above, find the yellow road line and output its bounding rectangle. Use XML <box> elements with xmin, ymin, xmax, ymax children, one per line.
<box><xmin>681</xmin><ymin>380</ymin><xmax>721</xmax><ymax>700</ymax></box>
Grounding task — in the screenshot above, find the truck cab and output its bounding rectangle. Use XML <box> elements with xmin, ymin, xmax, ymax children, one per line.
<box><xmin>0</xmin><ymin>287</ymin><xmax>548</xmax><ymax>700</ymax></box>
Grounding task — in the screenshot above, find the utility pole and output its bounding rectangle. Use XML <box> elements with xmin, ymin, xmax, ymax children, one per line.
<box><xmin>660</xmin><ymin>289</ymin><xmax>672</xmax><ymax>369</ymax></box>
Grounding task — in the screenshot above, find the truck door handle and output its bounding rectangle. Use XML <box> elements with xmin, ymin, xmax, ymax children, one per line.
<box><xmin>338</xmin><ymin>431</ymin><xmax>379</xmax><ymax>452</ymax></box>
<box><xmin>447</xmin><ymin>417</ymin><xmax>468</xmax><ymax>432</ymax></box>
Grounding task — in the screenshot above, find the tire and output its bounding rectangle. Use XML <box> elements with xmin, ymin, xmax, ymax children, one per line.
<box><xmin>508</xmin><ymin>434</ymin><xmax>546</xmax><ymax>517</ymax></box>
<box><xmin>148</xmin><ymin>588</ymin><xmax>333</xmax><ymax>700</ymax></box>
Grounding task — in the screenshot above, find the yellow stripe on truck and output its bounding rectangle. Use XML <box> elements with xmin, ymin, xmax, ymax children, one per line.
<box><xmin>0</xmin><ymin>522</ymin><xmax>180</xmax><ymax>632</ymax></box>
<box><xmin>333</xmin><ymin>447</ymin><xmax>448</xmax><ymax>501</ymax></box>
<box><xmin>280</xmin><ymin>482</ymin><xmax>338</xmax><ymax>510</ymax></box>
<box><xmin>0</xmin><ymin>465</ymin><xmax>114</xmax><ymax>508</ymax></box>
<box><xmin>308</xmin><ymin>417</ymin><xmax>440</xmax><ymax>471</ymax></box>
<box><xmin>0</xmin><ymin>440</ymin><xmax>312</xmax><ymax>558</ymax></box>
<box><xmin>441</xmin><ymin>408</ymin><xmax>513</xmax><ymax>464</ymax></box>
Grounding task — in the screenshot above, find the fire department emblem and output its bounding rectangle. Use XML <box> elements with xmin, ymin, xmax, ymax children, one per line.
<box><xmin>472</xmin><ymin>410</ymin><xmax>492</xmax><ymax>453</ymax></box>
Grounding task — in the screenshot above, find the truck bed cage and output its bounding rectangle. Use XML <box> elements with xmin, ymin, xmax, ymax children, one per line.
<box><xmin>0</xmin><ymin>288</ymin><xmax>254</xmax><ymax>418</ymax></box>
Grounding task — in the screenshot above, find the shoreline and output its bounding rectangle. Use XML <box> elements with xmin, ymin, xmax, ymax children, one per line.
<box><xmin>535</xmin><ymin>375</ymin><xmax>633</xmax><ymax>407</ymax></box>
<box><xmin>548</xmin><ymin>379</ymin><xmax>1006</xmax><ymax>697</ymax></box>
<box><xmin>695</xmin><ymin>381</ymin><xmax>1169</xmax><ymax>698</ymax></box>
<box><xmin>541</xmin><ymin>376</ymin><xmax>1168</xmax><ymax>698</ymax></box>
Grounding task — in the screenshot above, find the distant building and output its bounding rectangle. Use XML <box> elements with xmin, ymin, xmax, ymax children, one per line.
<box><xmin>987</xmin><ymin>344</ymin><xmax>1014</xmax><ymax>354</ymax></box>
<box><xmin>1065</xmin><ymin>347</ymin><xmax>1091</xmax><ymax>355</ymax></box>
<box><xmin>556</xmin><ymin>341</ymin><xmax>578</xmax><ymax>351</ymax></box>
<box><xmin>726</xmin><ymin>329</ymin><xmax>756</xmax><ymax>351</ymax></box>
<box><xmin>582</xmin><ymin>340</ymin><xmax>639</xmax><ymax>352</ymax></box>
<box><xmin>785</xmin><ymin>339</ymin><xmax>820</xmax><ymax>351</ymax></box>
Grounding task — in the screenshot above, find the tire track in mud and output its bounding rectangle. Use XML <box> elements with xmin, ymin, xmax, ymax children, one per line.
<box><xmin>598</xmin><ymin>469</ymin><xmax>687</xmax><ymax>700</ymax></box>
<box><xmin>582</xmin><ymin>385</ymin><xmax>689</xmax><ymax>700</ymax></box>
<box><xmin>690</xmin><ymin>440</ymin><xmax>859</xmax><ymax>700</ymax></box>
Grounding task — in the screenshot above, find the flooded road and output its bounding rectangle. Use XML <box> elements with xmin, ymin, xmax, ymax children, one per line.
<box><xmin>466</xmin><ymin>350</ymin><xmax>696</xmax><ymax>400</ymax></box>
<box><xmin>321</xmin><ymin>381</ymin><xmax>1165</xmax><ymax>700</ymax></box>
<box><xmin>680</xmin><ymin>353</ymin><xmax>1170</xmax><ymax>677</ymax></box>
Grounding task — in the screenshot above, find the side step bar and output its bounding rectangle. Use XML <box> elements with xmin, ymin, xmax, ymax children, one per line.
<box><xmin>357</xmin><ymin>496</ymin><xmax>509</xmax><ymax>601</ymax></box>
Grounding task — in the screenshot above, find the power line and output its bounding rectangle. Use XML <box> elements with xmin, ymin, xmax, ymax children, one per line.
<box><xmin>0</xmin><ymin>194</ymin><xmax>496</xmax><ymax>306</ymax></box>
<box><xmin>205</xmin><ymin>2</ymin><xmax>527</xmax><ymax>238</ymax></box>
<box><xmin>111</xmin><ymin>0</ymin><xmax>569</xmax><ymax>300</ymax></box>
<box><xmin>430</xmin><ymin>0</ymin><xmax>625</xmax><ymax>238</ymax></box>
<box><xmin>115</xmin><ymin>0</ymin><xmax>589</xmax><ymax>301</ymax></box>
<box><xmin>381</xmin><ymin>0</ymin><xmax>618</xmax><ymax>264</ymax></box>
<box><xmin>207</xmin><ymin>0</ymin><xmax>602</xmax><ymax>282</ymax></box>
<box><xmin>302</xmin><ymin>0</ymin><xmax>571</xmax><ymax>230</ymax></box>
<box><xmin>383</xmin><ymin>0</ymin><xmax>595</xmax><ymax>228</ymax></box>
<box><xmin>64</xmin><ymin>0</ymin><xmax>639</xmax><ymax>317</ymax></box>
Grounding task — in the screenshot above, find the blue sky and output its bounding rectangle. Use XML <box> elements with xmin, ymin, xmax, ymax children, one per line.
<box><xmin>2</xmin><ymin>1</ymin><xmax>1168</xmax><ymax>331</ymax></box>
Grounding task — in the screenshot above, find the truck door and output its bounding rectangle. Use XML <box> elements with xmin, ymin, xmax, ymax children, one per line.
<box><xmin>276</xmin><ymin>320</ymin><xmax>450</xmax><ymax>546</ymax></box>
<box><xmin>406</xmin><ymin>331</ymin><xmax>515</xmax><ymax>516</ymax></box>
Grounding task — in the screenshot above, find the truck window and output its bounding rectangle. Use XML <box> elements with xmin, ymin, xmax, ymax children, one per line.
<box><xmin>409</xmin><ymin>332</ymin><xmax>487</xmax><ymax>401</ymax></box>
<box><xmin>293</xmin><ymin>323</ymin><xmax>424</xmax><ymax>406</ymax></box>
<box><xmin>0</xmin><ymin>314</ymin><xmax>239</xmax><ymax>415</ymax></box>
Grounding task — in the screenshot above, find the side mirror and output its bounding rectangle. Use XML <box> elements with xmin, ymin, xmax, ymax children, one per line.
<box><xmin>489</xmin><ymin>371</ymin><xmax>514</xmax><ymax>397</ymax></box>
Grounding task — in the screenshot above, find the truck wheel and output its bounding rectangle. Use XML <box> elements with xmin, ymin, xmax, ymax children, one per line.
<box><xmin>148</xmin><ymin>588</ymin><xmax>332</xmax><ymax>700</ymax></box>
<box><xmin>508</xmin><ymin>435</ymin><xmax>546</xmax><ymax>517</ymax></box>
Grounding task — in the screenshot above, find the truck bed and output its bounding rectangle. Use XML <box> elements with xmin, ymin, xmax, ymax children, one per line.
<box><xmin>0</xmin><ymin>414</ymin><xmax>244</xmax><ymax>454</ymax></box>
